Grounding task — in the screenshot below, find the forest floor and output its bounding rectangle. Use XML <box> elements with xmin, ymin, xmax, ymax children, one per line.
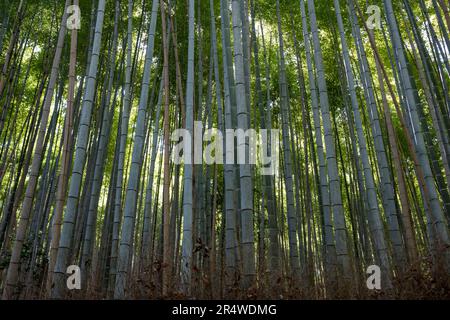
<box><xmin>61</xmin><ymin>261</ymin><xmax>450</xmax><ymax>300</ymax></box>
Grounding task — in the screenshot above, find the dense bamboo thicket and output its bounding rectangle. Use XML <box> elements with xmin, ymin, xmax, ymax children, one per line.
<box><xmin>0</xmin><ymin>0</ymin><xmax>449</xmax><ymax>299</ymax></box>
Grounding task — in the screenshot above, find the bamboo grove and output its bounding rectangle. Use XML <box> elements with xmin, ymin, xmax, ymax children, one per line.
<box><xmin>0</xmin><ymin>0</ymin><xmax>449</xmax><ymax>300</ymax></box>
